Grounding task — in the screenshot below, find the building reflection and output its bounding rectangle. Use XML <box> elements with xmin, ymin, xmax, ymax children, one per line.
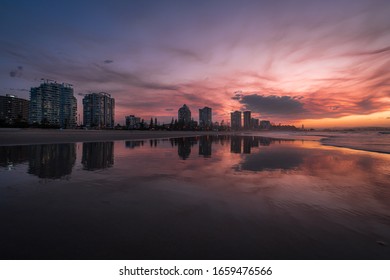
<box><xmin>259</xmin><ymin>137</ymin><xmax>272</xmax><ymax>146</ymax></box>
<box><xmin>149</xmin><ymin>139</ymin><xmax>160</xmax><ymax>147</ymax></box>
<box><xmin>230</xmin><ymin>136</ymin><xmax>285</xmax><ymax>154</ymax></box>
<box><xmin>0</xmin><ymin>145</ymin><xmax>30</xmax><ymax>168</ymax></box>
<box><xmin>28</xmin><ymin>144</ymin><xmax>76</xmax><ymax>179</ymax></box>
<box><xmin>199</xmin><ymin>135</ymin><xmax>212</xmax><ymax>157</ymax></box>
<box><xmin>122</xmin><ymin>135</ymin><xmax>280</xmax><ymax>159</ymax></box>
<box><xmin>164</xmin><ymin>135</ymin><xmax>285</xmax><ymax>158</ymax></box>
<box><xmin>216</xmin><ymin>135</ymin><xmax>230</xmax><ymax>146</ymax></box>
<box><xmin>82</xmin><ymin>142</ymin><xmax>114</xmax><ymax>170</ymax></box>
<box><xmin>231</xmin><ymin>136</ymin><xmax>242</xmax><ymax>154</ymax></box>
<box><xmin>170</xmin><ymin>137</ymin><xmax>198</xmax><ymax>160</ymax></box>
<box><xmin>243</xmin><ymin>137</ymin><xmax>252</xmax><ymax>154</ymax></box>
<box><xmin>125</xmin><ymin>140</ymin><xmax>144</xmax><ymax>149</ymax></box>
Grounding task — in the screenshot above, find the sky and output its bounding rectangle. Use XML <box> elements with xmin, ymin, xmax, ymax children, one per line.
<box><xmin>1</xmin><ymin>0</ymin><xmax>390</xmax><ymax>128</ymax></box>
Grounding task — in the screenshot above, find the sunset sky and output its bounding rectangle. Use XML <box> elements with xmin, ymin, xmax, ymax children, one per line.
<box><xmin>1</xmin><ymin>0</ymin><xmax>390</xmax><ymax>128</ymax></box>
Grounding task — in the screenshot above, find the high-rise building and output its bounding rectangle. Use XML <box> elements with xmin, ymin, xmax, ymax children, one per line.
<box><xmin>243</xmin><ymin>111</ymin><xmax>251</xmax><ymax>129</ymax></box>
<box><xmin>125</xmin><ymin>115</ymin><xmax>141</xmax><ymax>129</ymax></box>
<box><xmin>251</xmin><ymin>118</ymin><xmax>259</xmax><ymax>129</ymax></box>
<box><xmin>230</xmin><ymin>111</ymin><xmax>242</xmax><ymax>130</ymax></box>
<box><xmin>199</xmin><ymin>106</ymin><xmax>212</xmax><ymax>129</ymax></box>
<box><xmin>60</xmin><ymin>85</ymin><xmax>77</xmax><ymax>128</ymax></box>
<box><xmin>29</xmin><ymin>82</ymin><xmax>77</xmax><ymax>128</ymax></box>
<box><xmin>178</xmin><ymin>104</ymin><xmax>191</xmax><ymax>124</ymax></box>
<box><xmin>0</xmin><ymin>94</ymin><xmax>29</xmax><ymax>125</ymax></box>
<box><xmin>260</xmin><ymin>120</ymin><xmax>271</xmax><ymax>129</ymax></box>
<box><xmin>83</xmin><ymin>92</ymin><xmax>115</xmax><ymax>128</ymax></box>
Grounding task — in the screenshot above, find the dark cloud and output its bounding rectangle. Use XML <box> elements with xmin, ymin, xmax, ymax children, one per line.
<box><xmin>356</xmin><ymin>96</ymin><xmax>376</xmax><ymax>111</ymax></box>
<box><xmin>165</xmin><ymin>108</ymin><xmax>174</xmax><ymax>111</ymax></box>
<box><xmin>104</xmin><ymin>60</ymin><xmax>113</xmax><ymax>64</ymax></box>
<box><xmin>238</xmin><ymin>94</ymin><xmax>306</xmax><ymax>116</ymax></box>
<box><xmin>9</xmin><ymin>66</ymin><xmax>23</xmax><ymax>77</ymax></box>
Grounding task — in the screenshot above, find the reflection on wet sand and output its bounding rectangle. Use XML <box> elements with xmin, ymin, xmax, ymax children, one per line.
<box><xmin>199</xmin><ymin>135</ymin><xmax>212</xmax><ymax>157</ymax></box>
<box><xmin>1</xmin><ymin>142</ymin><xmax>115</xmax><ymax>178</ymax></box>
<box><xmin>169</xmin><ymin>137</ymin><xmax>198</xmax><ymax>160</ymax></box>
<box><xmin>0</xmin><ymin>135</ymin><xmax>389</xmax><ymax>259</ymax></box>
<box><xmin>0</xmin><ymin>144</ymin><xmax>76</xmax><ymax>179</ymax></box>
<box><xmin>28</xmin><ymin>144</ymin><xmax>76</xmax><ymax>179</ymax></box>
<box><xmin>125</xmin><ymin>140</ymin><xmax>144</xmax><ymax>149</ymax></box>
<box><xmin>123</xmin><ymin>135</ymin><xmax>291</xmax><ymax>158</ymax></box>
<box><xmin>82</xmin><ymin>142</ymin><xmax>114</xmax><ymax>171</ymax></box>
<box><xmin>0</xmin><ymin>145</ymin><xmax>30</xmax><ymax>168</ymax></box>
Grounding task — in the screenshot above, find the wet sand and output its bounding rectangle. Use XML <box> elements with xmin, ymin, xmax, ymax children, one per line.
<box><xmin>0</xmin><ymin>128</ymin><xmax>234</xmax><ymax>146</ymax></box>
<box><xmin>1</xmin><ymin>128</ymin><xmax>389</xmax><ymax>154</ymax></box>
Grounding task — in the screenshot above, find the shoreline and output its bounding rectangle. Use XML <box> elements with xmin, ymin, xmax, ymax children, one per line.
<box><xmin>1</xmin><ymin>128</ymin><xmax>389</xmax><ymax>154</ymax></box>
<box><xmin>0</xmin><ymin>128</ymin><xmax>323</xmax><ymax>146</ymax></box>
<box><xmin>0</xmin><ymin>128</ymin><xmax>234</xmax><ymax>146</ymax></box>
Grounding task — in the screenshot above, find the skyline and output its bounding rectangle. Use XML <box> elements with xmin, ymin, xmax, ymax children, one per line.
<box><xmin>1</xmin><ymin>0</ymin><xmax>390</xmax><ymax>128</ymax></box>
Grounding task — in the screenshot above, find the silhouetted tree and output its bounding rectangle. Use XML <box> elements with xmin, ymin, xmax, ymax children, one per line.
<box><xmin>170</xmin><ymin>118</ymin><xmax>174</xmax><ymax>129</ymax></box>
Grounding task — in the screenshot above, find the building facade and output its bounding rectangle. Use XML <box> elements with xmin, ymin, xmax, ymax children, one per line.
<box><xmin>199</xmin><ymin>106</ymin><xmax>212</xmax><ymax>129</ymax></box>
<box><xmin>178</xmin><ymin>104</ymin><xmax>191</xmax><ymax>124</ymax></box>
<box><xmin>251</xmin><ymin>118</ymin><xmax>259</xmax><ymax>129</ymax></box>
<box><xmin>0</xmin><ymin>94</ymin><xmax>29</xmax><ymax>125</ymax></box>
<box><xmin>243</xmin><ymin>111</ymin><xmax>251</xmax><ymax>129</ymax></box>
<box><xmin>59</xmin><ymin>85</ymin><xmax>77</xmax><ymax>128</ymax></box>
<box><xmin>230</xmin><ymin>111</ymin><xmax>242</xmax><ymax>130</ymax></box>
<box><xmin>260</xmin><ymin>120</ymin><xmax>271</xmax><ymax>129</ymax></box>
<box><xmin>125</xmin><ymin>115</ymin><xmax>141</xmax><ymax>129</ymax></box>
<box><xmin>83</xmin><ymin>92</ymin><xmax>115</xmax><ymax>128</ymax></box>
<box><xmin>29</xmin><ymin>82</ymin><xmax>77</xmax><ymax>128</ymax></box>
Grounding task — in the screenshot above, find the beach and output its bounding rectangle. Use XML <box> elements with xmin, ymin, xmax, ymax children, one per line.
<box><xmin>1</xmin><ymin>132</ymin><xmax>389</xmax><ymax>259</ymax></box>
<box><xmin>0</xmin><ymin>128</ymin><xmax>320</xmax><ymax>146</ymax></box>
<box><xmin>1</xmin><ymin>128</ymin><xmax>390</xmax><ymax>154</ymax></box>
<box><xmin>0</xmin><ymin>128</ymin><xmax>232</xmax><ymax>146</ymax></box>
